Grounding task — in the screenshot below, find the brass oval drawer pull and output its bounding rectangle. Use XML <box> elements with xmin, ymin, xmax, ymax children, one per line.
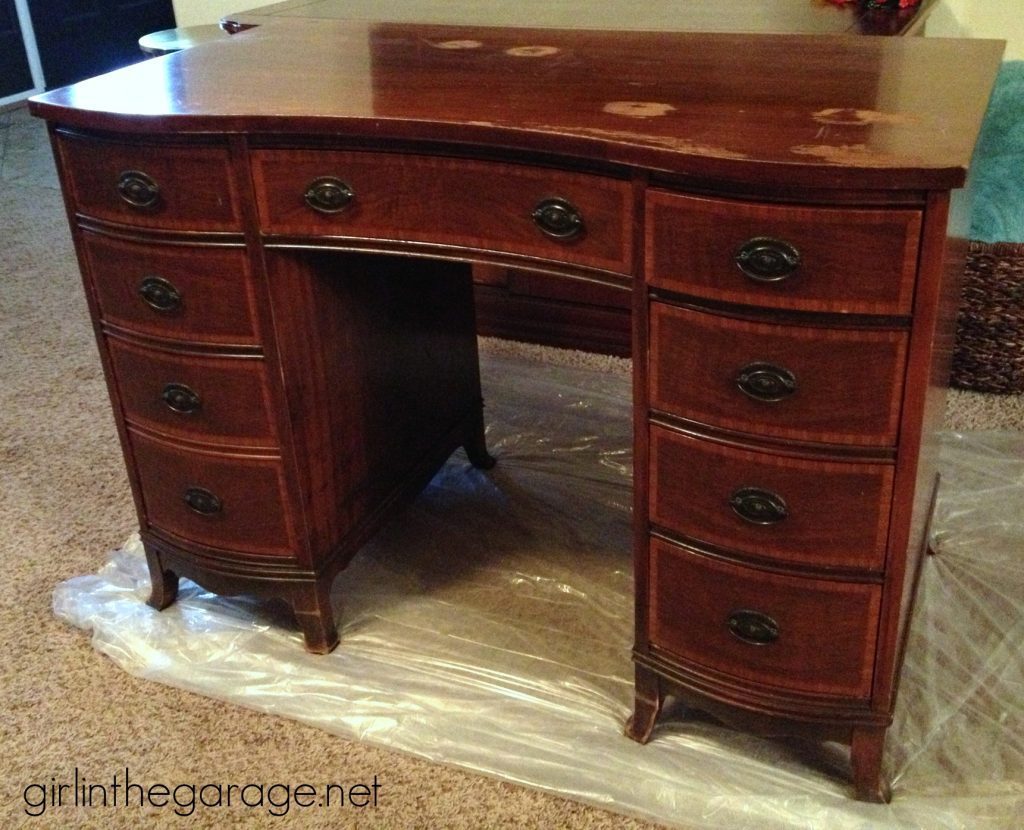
<box><xmin>729</xmin><ymin>486</ymin><xmax>788</xmax><ymax>524</ymax></box>
<box><xmin>727</xmin><ymin>609</ymin><xmax>780</xmax><ymax>645</ymax></box>
<box><xmin>183</xmin><ymin>487</ymin><xmax>222</xmax><ymax>516</ymax></box>
<box><xmin>734</xmin><ymin>237</ymin><xmax>801</xmax><ymax>282</ymax></box>
<box><xmin>735</xmin><ymin>362</ymin><xmax>797</xmax><ymax>402</ymax></box>
<box><xmin>304</xmin><ymin>176</ymin><xmax>355</xmax><ymax>213</ymax></box>
<box><xmin>117</xmin><ymin>170</ymin><xmax>161</xmax><ymax>209</ymax></box>
<box><xmin>532</xmin><ymin>197</ymin><xmax>584</xmax><ymax>240</ymax></box>
<box><xmin>137</xmin><ymin>276</ymin><xmax>182</xmax><ymax>313</ymax></box>
<box><xmin>161</xmin><ymin>383</ymin><xmax>201</xmax><ymax>415</ymax></box>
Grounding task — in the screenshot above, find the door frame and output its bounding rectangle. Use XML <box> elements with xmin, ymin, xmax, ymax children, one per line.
<box><xmin>1</xmin><ymin>0</ymin><xmax>45</xmax><ymax>108</ymax></box>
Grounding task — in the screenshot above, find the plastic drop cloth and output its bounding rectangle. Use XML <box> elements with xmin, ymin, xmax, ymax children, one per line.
<box><xmin>54</xmin><ymin>348</ymin><xmax>1024</xmax><ymax>829</ymax></box>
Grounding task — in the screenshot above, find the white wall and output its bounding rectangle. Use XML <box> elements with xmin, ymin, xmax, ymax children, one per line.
<box><xmin>171</xmin><ymin>0</ymin><xmax>1024</xmax><ymax>61</ymax></box>
<box><xmin>172</xmin><ymin>0</ymin><xmax>247</xmax><ymax>28</ymax></box>
<box><xmin>927</xmin><ymin>0</ymin><xmax>1023</xmax><ymax>61</ymax></box>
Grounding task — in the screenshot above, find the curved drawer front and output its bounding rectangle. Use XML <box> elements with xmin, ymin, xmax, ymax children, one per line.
<box><xmin>57</xmin><ymin>134</ymin><xmax>242</xmax><ymax>231</ymax></box>
<box><xmin>81</xmin><ymin>233</ymin><xmax>259</xmax><ymax>345</ymax></box>
<box><xmin>130</xmin><ymin>430</ymin><xmax>294</xmax><ymax>557</ymax></box>
<box><xmin>107</xmin><ymin>338</ymin><xmax>276</xmax><ymax>447</ymax></box>
<box><xmin>649</xmin><ymin>538</ymin><xmax>880</xmax><ymax>699</ymax></box>
<box><xmin>646</xmin><ymin>190</ymin><xmax>921</xmax><ymax>314</ymax></box>
<box><xmin>650</xmin><ymin>303</ymin><xmax>908</xmax><ymax>446</ymax></box>
<box><xmin>252</xmin><ymin>150</ymin><xmax>633</xmax><ymax>274</ymax></box>
<box><xmin>650</xmin><ymin>426</ymin><xmax>893</xmax><ymax>571</ymax></box>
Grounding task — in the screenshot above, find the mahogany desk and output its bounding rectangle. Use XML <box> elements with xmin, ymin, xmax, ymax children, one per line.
<box><xmin>224</xmin><ymin>0</ymin><xmax>941</xmax><ymax>354</ymax></box>
<box><xmin>30</xmin><ymin>19</ymin><xmax>1002</xmax><ymax>801</ymax></box>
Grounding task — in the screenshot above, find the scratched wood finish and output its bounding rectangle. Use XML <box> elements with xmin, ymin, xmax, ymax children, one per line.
<box><xmin>32</xmin><ymin>22</ymin><xmax>1001</xmax><ymax>190</ymax></box>
<box><xmin>224</xmin><ymin>0</ymin><xmax>938</xmax><ymax>353</ymax></box>
<box><xmin>29</xmin><ymin>20</ymin><xmax>1002</xmax><ymax>802</ymax></box>
<box><xmin>649</xmin><ymin>303</ymin><xmax>908</xmax><ymax>446</ymax></box>
<box><xmin>649</xmin><ymin>426</ymin><xmax>894</xmax><ymax>571</ymax></box>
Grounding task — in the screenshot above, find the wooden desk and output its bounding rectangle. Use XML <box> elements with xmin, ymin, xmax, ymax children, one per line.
<box><xmin>224</xmin><ymin>1</ymin><xmax>941</xmax><ymax>353</ymax></box>
<box><xmin>30</xmin><ymin>19</ymin><xmax>1001</xmax><ymax>802</ymax></box>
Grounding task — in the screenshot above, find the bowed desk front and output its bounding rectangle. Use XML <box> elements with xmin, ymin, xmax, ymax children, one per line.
<box><xmin>29</xmin><ymin>21</ymin><xmax>1003</xmax><ymax>801</ymax></box>
<box><xmin>223</xmin><ymin>0</ymin><xmax>941</xmax><ymax>354</ymax></box>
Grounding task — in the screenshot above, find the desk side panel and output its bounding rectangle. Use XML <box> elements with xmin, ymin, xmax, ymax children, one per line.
<box><xmin>261</xmin><ymin>250</ymin><xmax>485</xmax><ymax>572</ymax></box>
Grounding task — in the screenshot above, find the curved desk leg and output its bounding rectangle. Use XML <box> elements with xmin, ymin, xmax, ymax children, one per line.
<box><xmin>293</xmin><ymin>580</ymin><xmax>340</xmax><ymax>654</ymax></box>
<box><xmin>851</xmin><ymin>726</ymin><xmax>891</xmax><ymax>803</ymax></box>
<box><xmin>625</xmin><ymin>663</ymin><xmax>664</xmax><ymax>744</ymax></box>
<box><xmin>463</xmin><ymin>405</ymin><xmax>496</xmax><ymax>470</ymax></box>
<box><xmin>145</xmin><ymin>546</ymin><xmax>179</xmax><ymax>610</ymax></box>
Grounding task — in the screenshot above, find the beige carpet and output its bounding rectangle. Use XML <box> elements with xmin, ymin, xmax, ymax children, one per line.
<box><xmin>1</xmin><ymin>102</ymin><xmax>1019</xmax><ymax>828</ymax></box>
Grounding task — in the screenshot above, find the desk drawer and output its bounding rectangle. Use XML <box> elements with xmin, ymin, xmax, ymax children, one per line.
<box><xmin>81</xmin><ymin>233</ymin><xmax>259</xmax><ymax>346</ymax></box>
<box><xmin>130</xmin><ymin>430</ymin><xmax>294</xmax><ymax>557</ymax></box>
<box><xmin>107</xmin><ymin>337</ymin><xmax>277</xmax><ymax>447</ymax></box>
<box><xmin>57</xmin><ymin>134</ymin><xmax>242</xmax><ymax>231</ymax></box>
<box><xmin>646</xmin><ymin>191</ymin><xmax>921</xmax><ymax>314</ymax></box>
<box><xmin>650</xmin><ymin>426</ymin><xmax>893</xmax><ymax>571</ymax></box>
<box><xmin>650</xmin><ymin>303</ymin><xmax>907</xmax><ymax>446</ymax></box>
<box><xmin>252</xmin><ymin>150</ymin><xmax>633</xmax><ymax>274</ymax></box>
<box><xmin>649</xmin><ymin>538</ymin><xmax>880</xmax><ymax>699</ymax></box>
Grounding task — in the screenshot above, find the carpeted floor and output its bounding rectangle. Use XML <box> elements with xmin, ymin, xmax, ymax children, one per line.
<box><xmin>0</xmin><ymin>101</ymin><xmax>1020</xmax><ymax>828</ymax></box>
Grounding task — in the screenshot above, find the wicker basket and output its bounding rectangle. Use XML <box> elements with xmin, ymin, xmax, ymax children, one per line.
<box><xmin>951</xmin><ymin>241</ymin><xmax>1024</xmax><ymax>394</ymax></box>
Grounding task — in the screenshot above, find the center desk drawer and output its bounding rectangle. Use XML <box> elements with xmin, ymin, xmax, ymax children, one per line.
<box><xmin>650</xmin><ymin>303</ymin><xmax>908</xmax><ymax>446</ymax></box>
<box><xmin>646</xmin><ymin>190</ymin><xmax>921</xmax><ymax>315</ymax></box>
<box><xmin>251</xmin><ymin>150</ymin><xmax>633</xmax><ymax>274</ymax></box>
<box><xmin>650</xmin><ymin>426</ymin><xmax>893</xmax><ymax>571</ymax></box>
<box><xmin>649</xmin><ymin>537</ymin><xmax>880</xmax><ymax>699</ymax></box>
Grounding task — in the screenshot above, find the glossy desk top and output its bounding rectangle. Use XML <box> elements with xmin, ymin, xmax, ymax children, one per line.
<box><xmin>30</xmin><ymin>18</ymin><xmax>1002</xmax><ymax>189</ymax></box>
<box><xmin>227</xmin><ymin>0</ymin><xmax>938</xmax><ymax>37</ymax></box>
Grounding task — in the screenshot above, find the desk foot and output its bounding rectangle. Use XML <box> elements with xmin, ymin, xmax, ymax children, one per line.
<box><xmin>293</xmin><ymin>582</ymin><xmax>340</xmax><ymax>654</ymax></box>
<box><xmin>463</xmin><ymin>408</ymin><xmax>496</xmax><ymax>470</ymax></box>
<box><xmin>851</xmin><ymin>726</ymin><xmax>891</xmax><ymax>803</ymax></box>
<box><xmin>145</xmin><ymin>547</ymin><xmax>179</xmax><ymax>610</ymax></box>
<box><xmin>625</xmin><ymin>664</ymin><xmax>664</xmax><ymax>744</ymax></box>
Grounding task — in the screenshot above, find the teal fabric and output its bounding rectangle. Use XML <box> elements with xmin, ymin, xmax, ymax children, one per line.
<box><xmin>970</xmin><ymin>61</ymin><xmax>1024</xmax><ymax>243</ymax></box>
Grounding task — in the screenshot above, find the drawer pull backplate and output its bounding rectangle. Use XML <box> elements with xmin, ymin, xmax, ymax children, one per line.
<box><xmin>729</xmin><ymin>486</ymin><xmax>788</xmax><ymax>524</ymax></box>
<box><xmin>137</xmin><ymin>276</ymin><xmax>182</xmax><ymax>313</ymax></box>
<box><xmin>161</xmin><ymin>383</ymin><xmax>202</xmax><ymax>415</ymax></box>
<box><xmin>727</xmin><ymin>609</ymin><xmax>780</xmax><ymax>645</ymax></box>
<box><xmin>532</xmin><ymin>197</ymin><xmax>585</xmax><ymax>240</ymax></box>
<box><xmin>304</xmin><ymin>176</ymin><xmax>355</xmax><ymax>214</ymax></box>
<box><xmin>184</xmin><ymin>487</ymin><xmax>222</xmax><ymax>516</ymax></box>
<box><xmin>734</xmin><ymin>237</ymin><xmax>801</xmax><ymax>282</ymax></box>
<box><xmin>735</xmin><ymin>362</ymin><xmax>798</xmax><ymax>402</ymax></box>
<box><xmin>117</xmin><ymin>170</ymin><xmax>161</xmax><ymax>209</ymax></box>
